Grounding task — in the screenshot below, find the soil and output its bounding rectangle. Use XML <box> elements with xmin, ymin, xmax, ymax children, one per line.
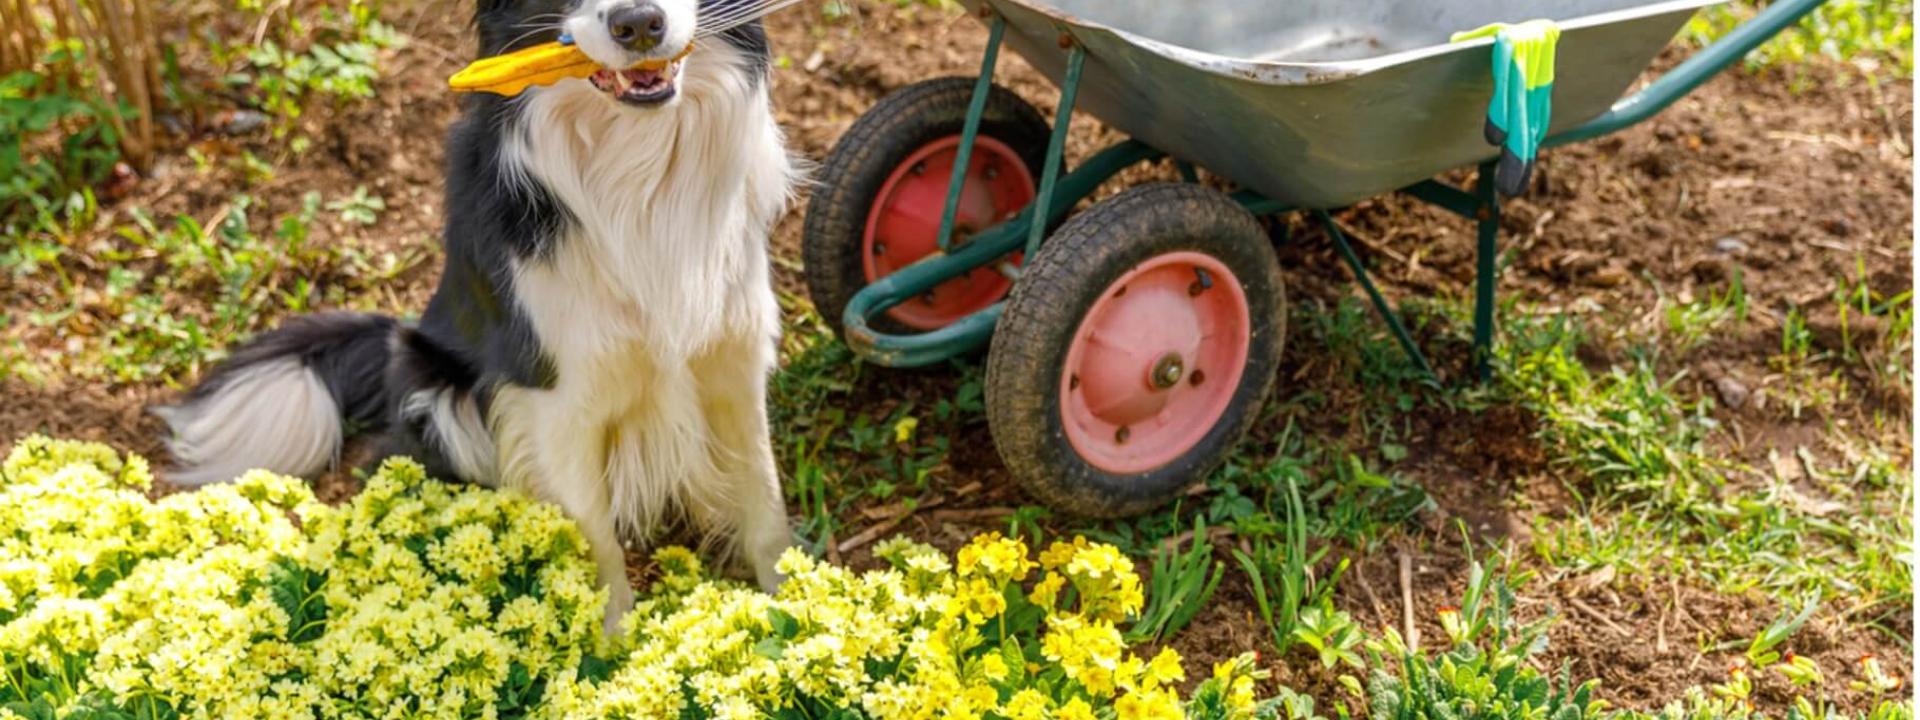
<box><xmin>0</xmin><ymin>0</ymin><xmax>1910</xmax><ymax>712</ymax></box>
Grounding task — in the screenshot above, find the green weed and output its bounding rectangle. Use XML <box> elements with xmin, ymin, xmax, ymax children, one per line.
<box><xmin>1503</xmin><ymin>324</ymin><xmax>1722</xmax><ymax>512</ymax></box>
<box><xmin>1233</xmin><ymin>475</ymin><xmax>1348</xmax><ymax>656</ymax></box>
<box><xmin>327</xmin><ymin>185</ymin><xmax>386</xmax><ymax>226</ymax></box>
<box><xmin>1291</xmin><ymin>599</ymin><xmax>1365</xmax><ymax>671</ymax></box>
<box><xmin>0</xmin><ymin>63</ymin><xmax>127</xmax><ymax>229</ymax></box>
<box><xmin>1664</xmin><ymin>270</ymin><xmax>1748</xmax><ymax>354</ymax></box>
<box><xmin>1363</xmin><ymin>554</ymin><xmax>1593</xmax><ymax>720</ymax></box>
<box><xmin>1746</xmin><ymin>594</ymin><xmax>1819</xmax><ymax>667</ymax></box>
<box><xmin>1126</xmin><ymin>518</ymin><xmax>1226</xmax><ymax>644</ymax></box>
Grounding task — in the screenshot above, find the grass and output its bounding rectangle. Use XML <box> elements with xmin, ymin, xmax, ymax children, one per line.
<box><xmin>1688</xmin><ymin>0</ymin><xmax>1915</xmax><ymax>76</ymax></box>
<box><xmin>1501</xmin><ymin>302</ymin><xmax>1913</xmax><ymax>634</ymax></box>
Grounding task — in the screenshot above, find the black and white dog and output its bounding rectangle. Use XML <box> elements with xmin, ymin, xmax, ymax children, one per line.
<box><xmin>156</xmin><ymin>0</ymin><xmax>801</xmax><ymax>631</ymax></box>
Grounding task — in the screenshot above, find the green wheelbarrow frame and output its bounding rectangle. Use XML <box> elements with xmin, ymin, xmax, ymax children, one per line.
<box><xmin>840</xmin><ymin>0</ymin><xmax>1827</xmax><ymax>380</ymax></box>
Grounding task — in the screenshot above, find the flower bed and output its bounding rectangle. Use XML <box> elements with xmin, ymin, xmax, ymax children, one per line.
<box><xmin>0</xmin><ymin>436</ymin><xmax>1263</xmax><ymax>719</ymax></box>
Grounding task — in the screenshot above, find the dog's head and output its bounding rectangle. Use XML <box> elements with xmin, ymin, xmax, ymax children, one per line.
<box><xmin>478</xmin><ymin>0</ymin><xmax>762</xmax><ymax>109</ymax></box>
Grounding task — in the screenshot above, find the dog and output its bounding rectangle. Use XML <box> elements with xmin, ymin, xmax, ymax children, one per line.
<box><xmin>155</xmin><ymin>0</ymin><xmax>802</xmax><ymax>632</ymax></box>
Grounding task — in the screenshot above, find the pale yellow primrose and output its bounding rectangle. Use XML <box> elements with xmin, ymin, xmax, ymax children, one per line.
<box><xmin>2</xmin><ymin>436</ymin><xmax>1266</xmax><ymax>719</ymax></box>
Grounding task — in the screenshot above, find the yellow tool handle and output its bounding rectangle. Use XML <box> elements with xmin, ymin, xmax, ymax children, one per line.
<box><xmin>448</xmin><ymin>41</ymin><xmax>696</xmax><ymax>96</ymax></box>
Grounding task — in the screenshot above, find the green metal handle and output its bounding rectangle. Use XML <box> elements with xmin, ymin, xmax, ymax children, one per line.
<box><xmin>936</xmin><ymin>15</ymin><xmax>1007</xmax><ymax>252</ymax></box>
<box><xmin>1549</xmin><ymin>0</ymin><xmax>1826</xmax><ymax>146</ymax></box>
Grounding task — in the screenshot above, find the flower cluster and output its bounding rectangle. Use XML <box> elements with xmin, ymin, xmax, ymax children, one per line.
<box><xmin>0</xmin><ymin>435</ymin><xmax>600</xmax><ymax>719</ymax></box>
<box><xmin>0</xmin><ymin>436</ymin><xmax>1271</xmax><ymax>719</ymax></box>
<box><xmin>541</xmin><ymin>533</ymin><xmax>1253</xmax><ymax>720</ymax></box>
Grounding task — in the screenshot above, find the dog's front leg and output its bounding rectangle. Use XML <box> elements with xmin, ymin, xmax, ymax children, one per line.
<box><xmin>692</xmin><ymin>335</ymin><xmax>793</xmax><ymax>592</ymax></box>
<box><xmin>505</xmin><ymin>395</ymin><xmax>636</xmax><ymax>635</ymax></box>
<box><xmin>547</xmin><ymin>464</ymin><xmax>635</xmax><ymax>635</ymax></box>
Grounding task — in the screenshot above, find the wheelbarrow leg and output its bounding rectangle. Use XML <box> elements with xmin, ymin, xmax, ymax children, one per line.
<box><xmin>1026</xmin><ymin>44</ymin><xmax>1087</xmax><ymax>258</ymax></box>
<box><xmin>1314</xmin><ymin>209</ymin><xmax>1435</xmax><ymax>379</ymax></box>
<box><xmin>936</xmin><ymin>13</ymin><xmax>1007</xmax><ymax>252</ymax></box>
<box><xmin>1472</xmin><ymin>160</ymin><xmax>1501</xmax><ymax>382</ymax></box>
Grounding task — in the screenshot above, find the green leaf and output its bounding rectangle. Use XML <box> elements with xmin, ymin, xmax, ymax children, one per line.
<box><xmin>768</xmin><ymin>606</ymin><xmax>800</xmax><ymax>639</ymax></box>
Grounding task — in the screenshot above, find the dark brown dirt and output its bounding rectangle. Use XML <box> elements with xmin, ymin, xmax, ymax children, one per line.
<box><xmin>0</xmin><ymin>0</ymin><xmax>1909</xmax><ymax>712</ymax></box>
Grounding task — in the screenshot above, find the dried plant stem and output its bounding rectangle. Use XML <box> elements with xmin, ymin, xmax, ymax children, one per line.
<box><xmin>1398</xmin><ymin>551</ymin><xmax>1418</xmax><ymax>652</ymax></box>
<box><xmin>5</xmin><ymin>0</ymin><xmax>159</xmax><ymax>168</ymax></box>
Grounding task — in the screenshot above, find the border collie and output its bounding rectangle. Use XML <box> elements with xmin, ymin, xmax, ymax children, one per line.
<box><xmin>156</xmin><ymin>0</ymin><xmax>802</xmax><ymax>631</ymax></box>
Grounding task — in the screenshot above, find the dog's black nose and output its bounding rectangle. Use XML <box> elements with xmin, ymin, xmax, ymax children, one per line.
<box><xmin>607</xmin><ymin>3</ymin><xmax>667</xmax><ymax>52</ymax></box>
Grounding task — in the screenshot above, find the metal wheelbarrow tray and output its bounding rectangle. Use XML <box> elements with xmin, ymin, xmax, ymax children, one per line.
<box><xmin>975</xmin><ymin>0</ymin><xmax>1717</xmax><ymax>208</ymax></box>
<box><xmin>799</xmin><ymin>0</ymin><xmax>1828</xmax><ymax>518</ymax></box>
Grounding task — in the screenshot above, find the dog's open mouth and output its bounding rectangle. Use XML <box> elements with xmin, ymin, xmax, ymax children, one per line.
<box><xmin>589</xmin><ymin>64</ymin><xmax>680</xmax><ymax>106</ymax></box>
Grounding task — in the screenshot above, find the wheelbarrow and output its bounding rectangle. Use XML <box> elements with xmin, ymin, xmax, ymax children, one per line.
<box><xmin>800</xmin><ymin>0</ymin><xmax>1828</xmax><ymax>517</ymax></box>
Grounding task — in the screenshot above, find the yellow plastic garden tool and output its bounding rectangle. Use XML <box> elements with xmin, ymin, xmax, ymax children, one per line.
<box><xmin>448</xmin><ymin>35</ymin><xmax>694</xmax><ymax>96</ymax></box>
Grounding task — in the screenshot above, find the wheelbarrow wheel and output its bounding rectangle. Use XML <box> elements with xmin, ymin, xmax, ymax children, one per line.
<box><xmin>986</xmin><ymin>183</ymin><xmax>1286</xmax><ymax>518</ymax></box>
<box><xmin>803</xmin><ymin>77</ymin><xmax>1051</xmax><ymax>338</ymax></box>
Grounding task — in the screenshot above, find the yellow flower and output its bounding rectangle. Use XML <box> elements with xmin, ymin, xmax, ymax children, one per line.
<box><xmin>981</xmin><ymin>652</ymin><xmax>1010</xmax><ymax>682</ymax></box>
<box><xmin>956</xmin><ymin>532</ymin><xmax>1035</xmax><ymax>584</ymax></box>
<box><xmin>1002</xmin><ymin>688</ymin><xmax>1051</xmax><ymax>720</ymax></box>
<box><xmin>1058</xmin><ymin>697</ymin><xmax>1099</xmax><ymax>720</ymax></box>
<box><xmin>1115</xmin><ymin>687</ymin><xmax>1184</xmax><ymax>720</ymax></box>
<box><xmin>1143</xmin><ymin>647</ymin><xmax>1185</xmax><ymax>689</ymax></box>
<box><xmin>1040</xmin><ymin>536</ymin><xmax>1091</xmax><ymax>569</ymax></box>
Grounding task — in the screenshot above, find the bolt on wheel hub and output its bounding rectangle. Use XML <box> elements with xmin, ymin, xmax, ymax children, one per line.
<box><xmin>1150</xmin><ymin>353</ymin><xmax>1185</xmax><ymax>389</ymax></box>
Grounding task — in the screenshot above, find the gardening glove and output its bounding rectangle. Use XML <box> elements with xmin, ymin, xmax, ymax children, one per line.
<box><xmin>1451</xmin><ymin>20</ymin><xmax>1560</xmax><ymax>196</ymax></box>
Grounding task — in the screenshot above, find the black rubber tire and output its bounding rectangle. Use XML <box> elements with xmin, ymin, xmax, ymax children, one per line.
<box><xmin>802</xmin><ymin>77</ymin><xmax>1051</xmax><ymax>338</ymax></box>
<box><xmin>985</xmin><ymin>183</ymin><xmax>1287</xmax><ymax>519</ymax></box>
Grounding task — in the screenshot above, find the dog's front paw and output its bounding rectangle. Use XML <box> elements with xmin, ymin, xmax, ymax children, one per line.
<box><xmin>755</xmin><ymin>562</ymin><xmax>786</xmax><ymax>595</ymax></box>
<box><xmin>602</xmin><ymin>580</ymin><xmax>636</xmax><ymax>637</ymax></box>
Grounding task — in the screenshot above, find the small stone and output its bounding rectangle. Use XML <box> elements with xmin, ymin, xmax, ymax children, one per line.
<box><xmin>215</xmin><ymin>109</ymin><xmax>272</xmax><ymax>135</ymax></box>
<box><xmin>1713</xmin><ymin>375</ymin><xmax>1750</xmax><ymax>410</ymax></box>
<box><xmin>101</xmin><ymin>162</ymin><xmax>139</xmax><ymax>200</ymax></box>
<box><xmin>1713</xmin><ymin>236</ymin><xmax>1750</xmax><ymax>255</ymax></box>
<box><xmin>157</xmin><ymin>113</ymin><xmax>191</xmax><ymax>136</ymax></box>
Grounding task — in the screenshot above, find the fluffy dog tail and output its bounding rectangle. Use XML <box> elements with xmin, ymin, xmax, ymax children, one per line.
<box><xmin>155</xmin><ymin>312</ymin><xmax>397</xmax><ymax>486</ymax></box>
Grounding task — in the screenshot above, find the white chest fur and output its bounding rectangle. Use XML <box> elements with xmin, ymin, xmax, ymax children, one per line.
<box><xmin>495</xmin><ymin>48</ymin><xmax>797</xmax><ymax>541</ymax></box>
<box><xmin>504</xmin><ymin>55</ymin><xmax>794</xmax><ymax>364</ymax></box>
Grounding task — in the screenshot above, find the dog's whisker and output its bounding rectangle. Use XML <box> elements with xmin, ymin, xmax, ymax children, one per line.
<box><xmin>500</xmin><ymin>22</ymin><xmax>564</xmax><ymax>51</ymax></box>
<box><xmin>694</xmin><ymin>11</ymin><xmax>794</xmax><ymax>37</ymax></box>
<box><xmin>693</xmin><ymin>8</ymin><xmax>772</xmax><ymax>28</ymax></box>
<box><xmin>696</xmin><ymin>1</ymin><xmax>788</xmax><ymax>20</ymax></box>
<box><xmin>697</xmin><ymin>0</ymin><xmax>800</xmax><ymax>25</ymax></box>
<box><xmin>694</xmin><ymin>0</ymin><xmax>802</xmax><ymax>34</ymax></box>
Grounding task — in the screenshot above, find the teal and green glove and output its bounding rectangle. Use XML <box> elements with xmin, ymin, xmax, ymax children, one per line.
<box><xmin>1451</xmin><ymin>20</ymin><xmax>1560</xmax><ymax>196</ymax></box>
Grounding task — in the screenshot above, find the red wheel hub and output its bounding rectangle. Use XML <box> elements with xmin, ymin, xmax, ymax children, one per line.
<box><xmin>862</xmin><ymin>135</ymin><xmax>1033</xmax><ymax>330</ymax></box>
<box><xmin>1060</xmin><ymin>252</ymin><xmax>1252</xmax><ymax>475</ymax></box>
